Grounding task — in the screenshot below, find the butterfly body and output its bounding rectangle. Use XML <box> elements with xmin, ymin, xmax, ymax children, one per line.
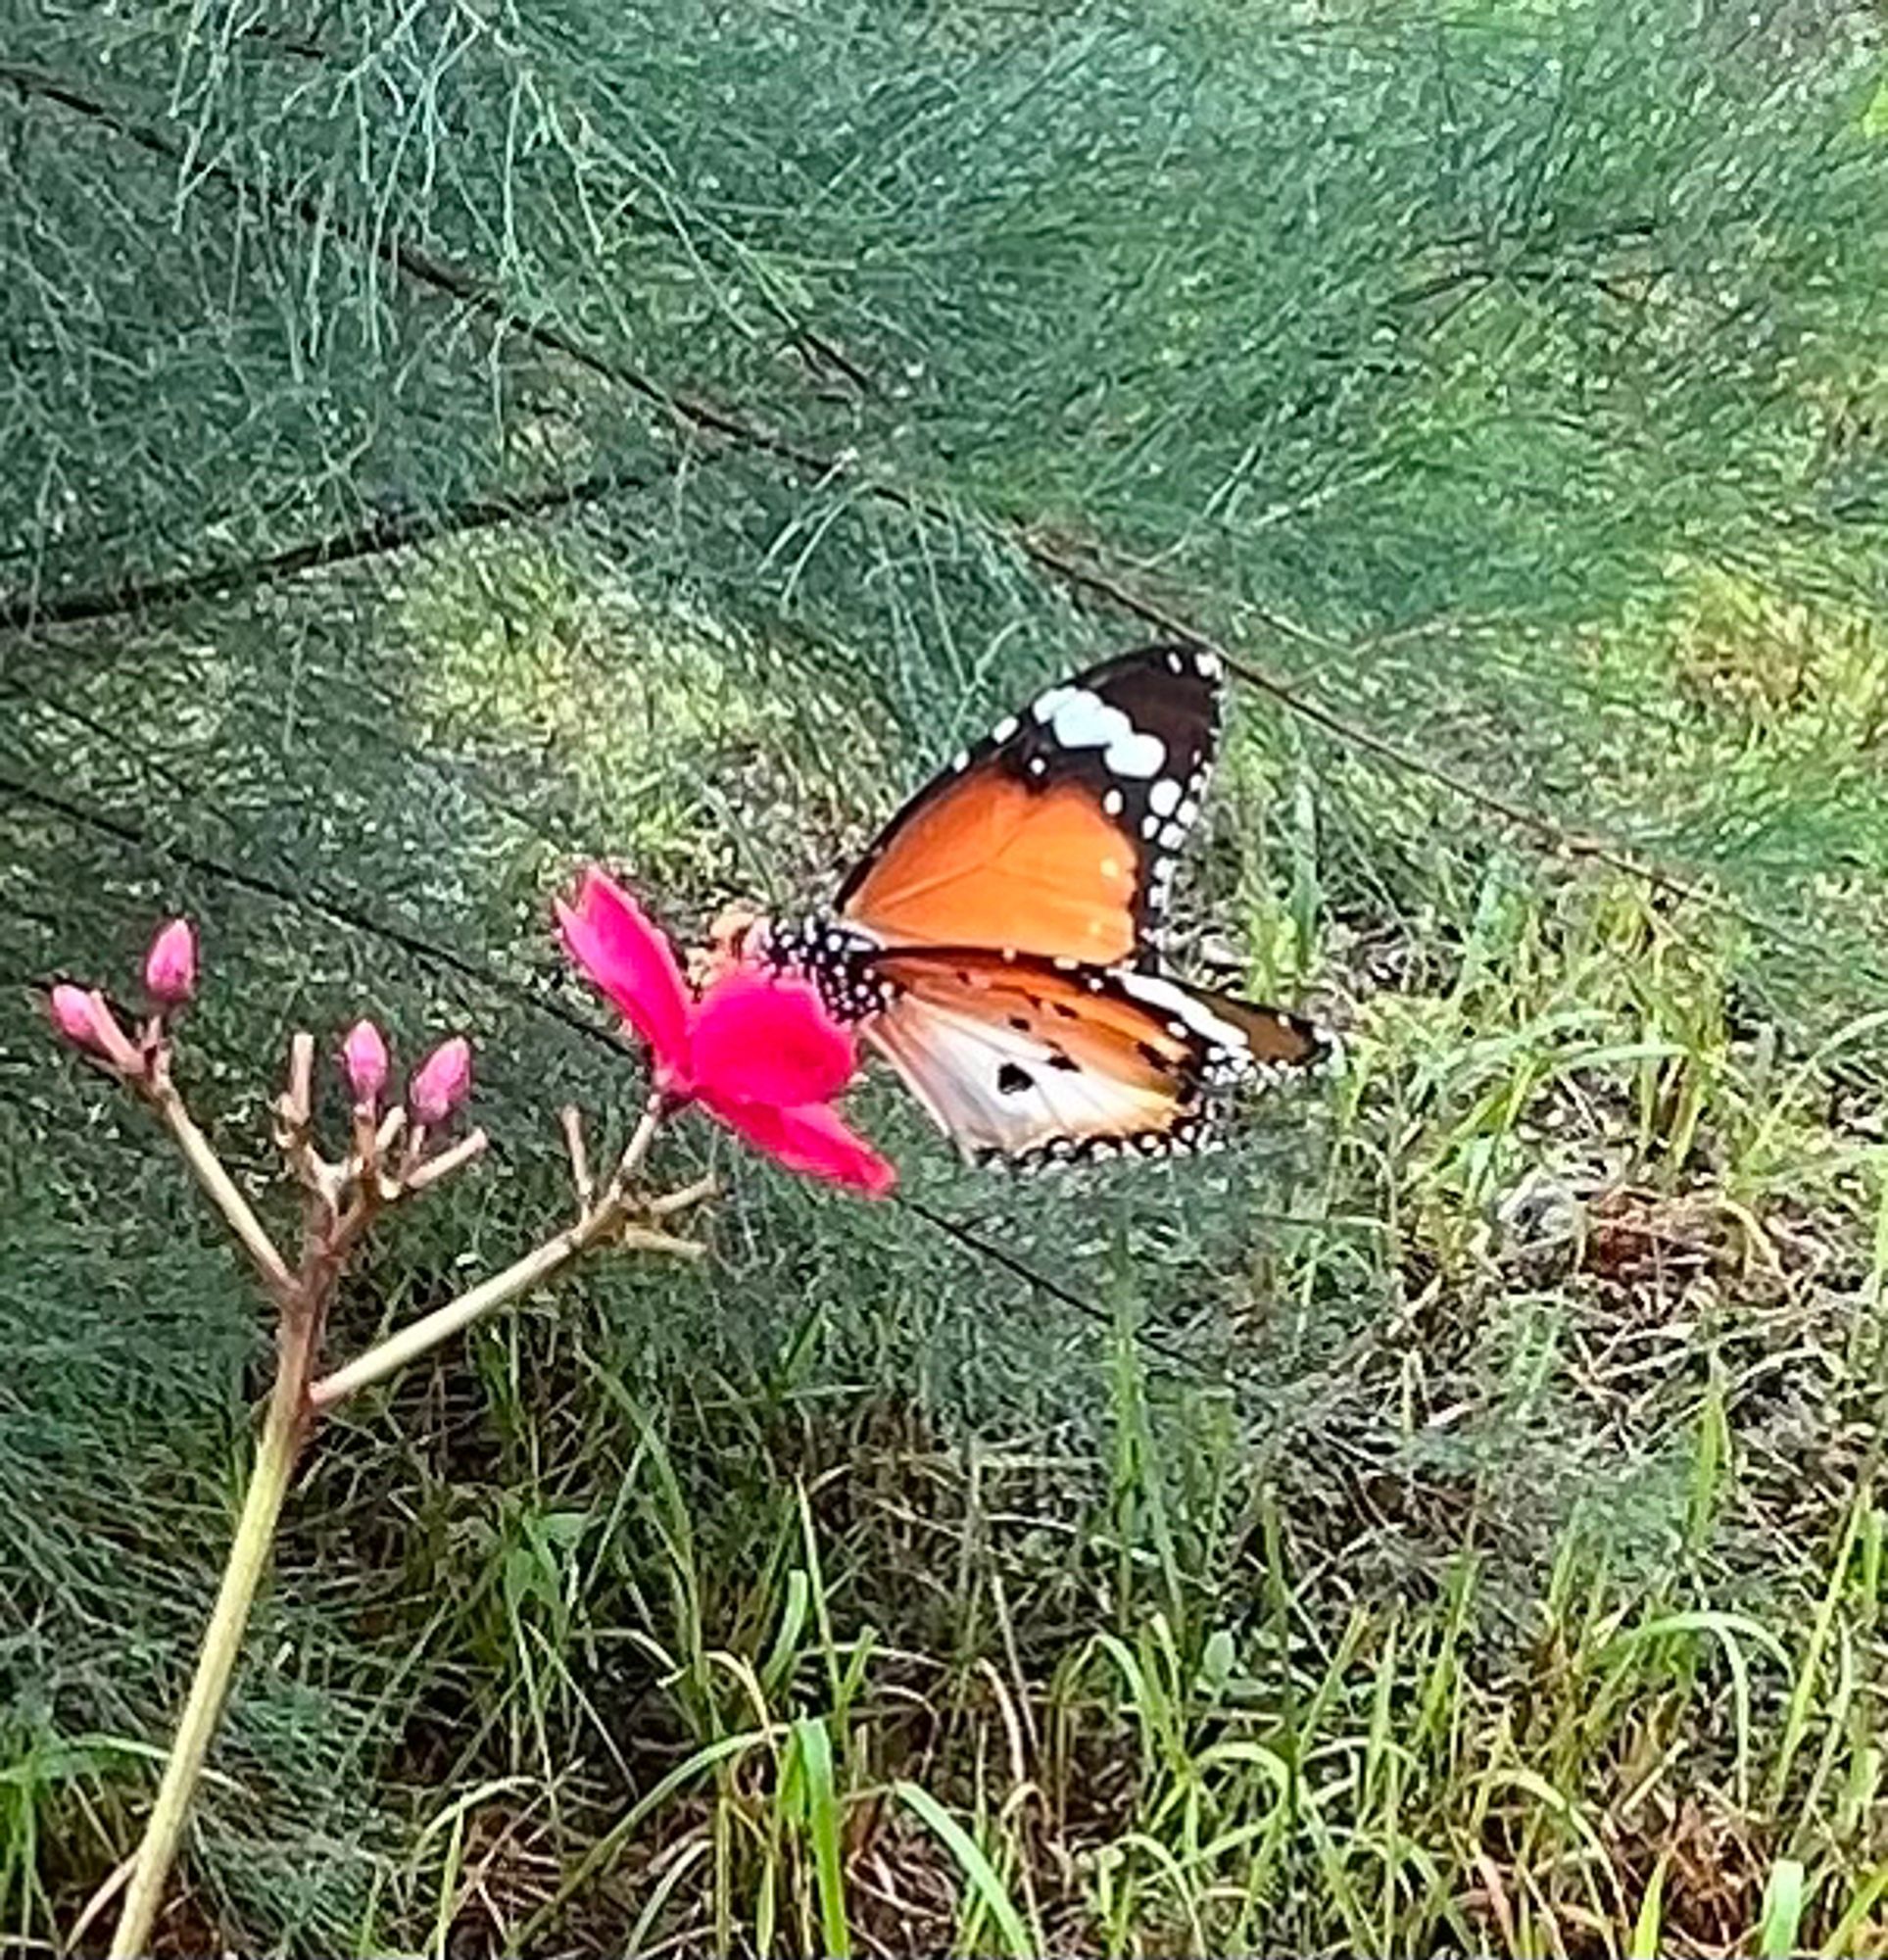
<box><xmin>740</xmin><ymin>644</ymin><xmax>1334</xmax><ymax>1165</ymax></box>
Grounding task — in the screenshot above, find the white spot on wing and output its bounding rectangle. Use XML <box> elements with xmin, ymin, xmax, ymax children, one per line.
<box><xmin>1122</xmin><ymin>971</ymin><xmax>1255</xmax><ymax>1065</ymax></box>
<box><xmin>1147</xmin><ymin>778</ymin><xmax>1183</xmax><ymax>818</ymax></box>
<box><xmin>1104</xmin><ymin>727</ymin><xmax>1165</xmax><ymax>779</ymax></box>
<box><xmin>1033</xmin><ymin>684</ymin><xmax>1167</xmax><ymax>780</ymax></box>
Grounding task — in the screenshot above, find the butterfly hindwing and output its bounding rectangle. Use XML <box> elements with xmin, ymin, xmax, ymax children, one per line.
<box><xmin>835</xmin><ymin>643</ymin><xmax>1223</xmax><ymax>963</ymax></box>
<box><xmin>859</xmin><ymin>946</ymin><xmax>1331</xmax><ymax>1164</ymax></box>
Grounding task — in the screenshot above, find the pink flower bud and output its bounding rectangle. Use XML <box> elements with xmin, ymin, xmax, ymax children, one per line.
<box><xmin>408</xmin><ymin>1035</ymin><xmax>472</xmax><ymax>1126</ymax></box>
<box><xmin>341</xmin><ymin>1018</ymin><xmax>390</xmax><ymax>1107</ymax></box>
<box><xmin>143</xmin><ymin>918</ymin><xmax>197</xmax><ymax>1006</ymax></box>
<box><xmin>48</xmin><ymin>984</ymin><xmax>142</xmax><ymax>1072</ymax></box>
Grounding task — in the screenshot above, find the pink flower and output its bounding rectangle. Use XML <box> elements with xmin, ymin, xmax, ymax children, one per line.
<box><xmin>557</xmin><ymin>868</ymin><xmax>895</xmax><ymax>1197</ymax></box>
<box><xmin>143</xmin><ymin>918</ymin><xmax>197</xmax><ymax>1006</ymax></box>
<box><xmin>48</xmin><ymin>984</ymin><xmax>143</xmax><ymax>1073</ymax></box>
<box><xmin>409</xmin><ymin>1036</ymin><xmax>473</xmax><ymax>1126</ymax></box>
<box><xmin>342</xmin><ymin>1019</ymin><xmax>390</xmax><ymax>1107</ymax></box>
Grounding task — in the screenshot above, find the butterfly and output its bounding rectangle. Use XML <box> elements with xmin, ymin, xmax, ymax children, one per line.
<box><xmin>726</xmin><ymin>642</ymin><xmax>1336</xmax><ymax>1167</ymax></box>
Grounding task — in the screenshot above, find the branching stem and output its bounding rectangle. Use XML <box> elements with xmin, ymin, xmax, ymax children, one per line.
<box><xmin>105</xmin><ymin>1074</ymin><xmax>679</xmax><ymax>1954</ymax></box>
<box><xmin>309</xmin><ymin>1097</ymin><xmax>671</xmax><ymax>1409</ymax></box>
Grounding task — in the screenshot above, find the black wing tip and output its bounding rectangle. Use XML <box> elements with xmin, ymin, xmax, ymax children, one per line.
<box><xmin>1253</xmin><ymin>1003</ymin><xmax>1343</xmax><ymax>1070</ymax></box>
<box><xmin>1079</xmin><ymin>639</ymin><xmax>1226</xmax><ymax>695</ymax></box>
<box><xmin>1176</xmin><ymin>972</ymin><xmax>1342</xmax><ymax>1074</ymax></box>
<box><xmin>1271</xmin><ymin>1015</ymin><xmax>1345</xmax><ymax>1081</ymax></box>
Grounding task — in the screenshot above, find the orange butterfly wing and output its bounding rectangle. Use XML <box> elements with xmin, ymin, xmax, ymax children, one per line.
<box><xmin>861</xmin><ymin>947</ymin><xmax>1332</xmax><ymax>1164</ymax></box>
<box><xmin>837</xmin><ymin>643</ymin><xmax>1223</xmax><ymax>962</ymax></box>
<box><xmin>752</xmin><ymin>641</ymin><xmax>1337</xmax><ymax>1165</ymax></box>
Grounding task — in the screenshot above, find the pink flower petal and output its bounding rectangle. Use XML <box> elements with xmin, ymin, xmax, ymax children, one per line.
<box><xmin>48</xmin><ymin>984</ymin><xmax>98</xmax><ymax>1048</ymax></box>
<box><xmin>48</xmin><ymin>984</ymin><xmax>142</xmax><ymax>1072</ymax></box>
<box><xmin>690</xmin><ymin>969</ymin><xmax>854</xmax><ymax>1109</ymax></box>
<box><xmin>703</xmin><ymin>1089</ymin><xmax>896</xmax><ymax>1197</ymax></box>
<box><xmin>143</xmin><ymin>918</ymin><xmax>197</xmax><ymax>1005</ymax></box>
<box><xmin>557</xmin><ymin>870</ymin><xmax>691</xmax><ymax>1073</ymax></box>
<box><xmin>341</xmin><ymin>1018</ymin><xmax>390</xmax><ymax>1106</ymax></box>
<box><xmin>409</xmin><ymin>1035</ymin><xmax>473</xmax><ymax>1125</ymax></box>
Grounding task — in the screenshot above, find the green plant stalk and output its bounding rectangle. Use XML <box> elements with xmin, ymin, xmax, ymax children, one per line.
<box><xmin>108</xmin><ymin>1305</ymin><xmax>315</xmax><ymax>1959</ymax></box>
<box><xmin>105</xmin><ymin>1096</ymin><xmax>683</xmax><ymax>1951</ymax></box>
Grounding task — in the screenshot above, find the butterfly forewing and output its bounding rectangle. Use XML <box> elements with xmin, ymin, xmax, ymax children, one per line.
<box><xmin>836</xmin><ymin>643</ymin><xmax>1223</xmax><ymax>963</ymax></box>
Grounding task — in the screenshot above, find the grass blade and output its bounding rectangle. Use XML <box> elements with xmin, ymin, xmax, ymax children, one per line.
<box><xmin>792</xmin><ymin>1717</ymin><xmax>851</xmax><ymax>1959</ymax></box>
<box><xmin>1756</xmin><ymin>1857</ymin><xmax>1805</xmax><ymax>1959</ymax></box>
<box><xmin>892</xmin><ymin>1780</ymin><xmax>1032</xmax><ymax>1958</ymax></box>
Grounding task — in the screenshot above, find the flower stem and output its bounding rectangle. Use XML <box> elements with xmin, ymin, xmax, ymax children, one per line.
<box><xmin>309</xmin><ymin>1199</ymin><xmax>628</xmax><ymax>1408</ymax></box>
<box><xmin>108</xmin><ymin>1097</ymin><xmax>675</xmax><ymax>1946</ymax></box>
<box><xmin>108</xmin><ymin>1308</ymin><xmax>315</xmax><ymax>1958</ymax></box>
<box><xmin>153</xmin><ymin>1083</ymin><xmax>295</xmax><ymax>1299</ymax></box>
<box><xmin>309</xmin><ymin>1098</ymin><xmax>670</xmax><ymax>1410</ymax></box>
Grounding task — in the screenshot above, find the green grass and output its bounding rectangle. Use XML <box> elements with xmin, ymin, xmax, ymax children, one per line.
<box><xmin>10</xmin><ymin>583</ymin><xmax>1888</xmax><ymax>1953</ymax></box>
<box><xmin>6</xmin><ymin>0</ymin><xmax>1888</xmax><ymax>1951</ymax></box>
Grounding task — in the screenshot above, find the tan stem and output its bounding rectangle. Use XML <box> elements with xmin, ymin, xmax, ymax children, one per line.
<box><xmin>154</xmin><ymin>1086</ymin><xmax>295</xmax><ymax>1298</ymax></box>
<box><xmin>619</xmin><ymin>1223</ymin><xmax>707</xmax><ymax>1258</ymax></box>
<box><xmin>309</xmin><ymin>1099</ymin><xmax>669</xmax><ymax>1410</ymax></box>
<box><xmin>309</xmin><ymin>1197</ymin><xmax>628</xmax><ymax>1408</ymax></box>
<box><xmin>647</xmin><ymin>1172</ymin><xmax>718</xmax><ymax>1219</ymax></box>
<box><xmin>560</xmin><ymin>1103</ymin><xmax>594</xmax><ymax>1210</ymax></box>
<box><xmin>401</xmin><ymin>1125</ymin><xmax>490</xmax><ymax>1194</ymax></box>
<box><xmin>107</xmin><ymin>1307</ymin><xmax>316</xmax><ymax>1956</ymax></box>
<box><xmin>605</xmin><ymin>1096</ymin><xmax>667</xmax><ymax>1188</ymax></box>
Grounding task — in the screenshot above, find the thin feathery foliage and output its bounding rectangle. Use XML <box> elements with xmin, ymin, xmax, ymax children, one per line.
<box><xmin>5</xmin><ymin>0</ymin><xmax>1888</xmax><ymax>1952</ymax></box>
